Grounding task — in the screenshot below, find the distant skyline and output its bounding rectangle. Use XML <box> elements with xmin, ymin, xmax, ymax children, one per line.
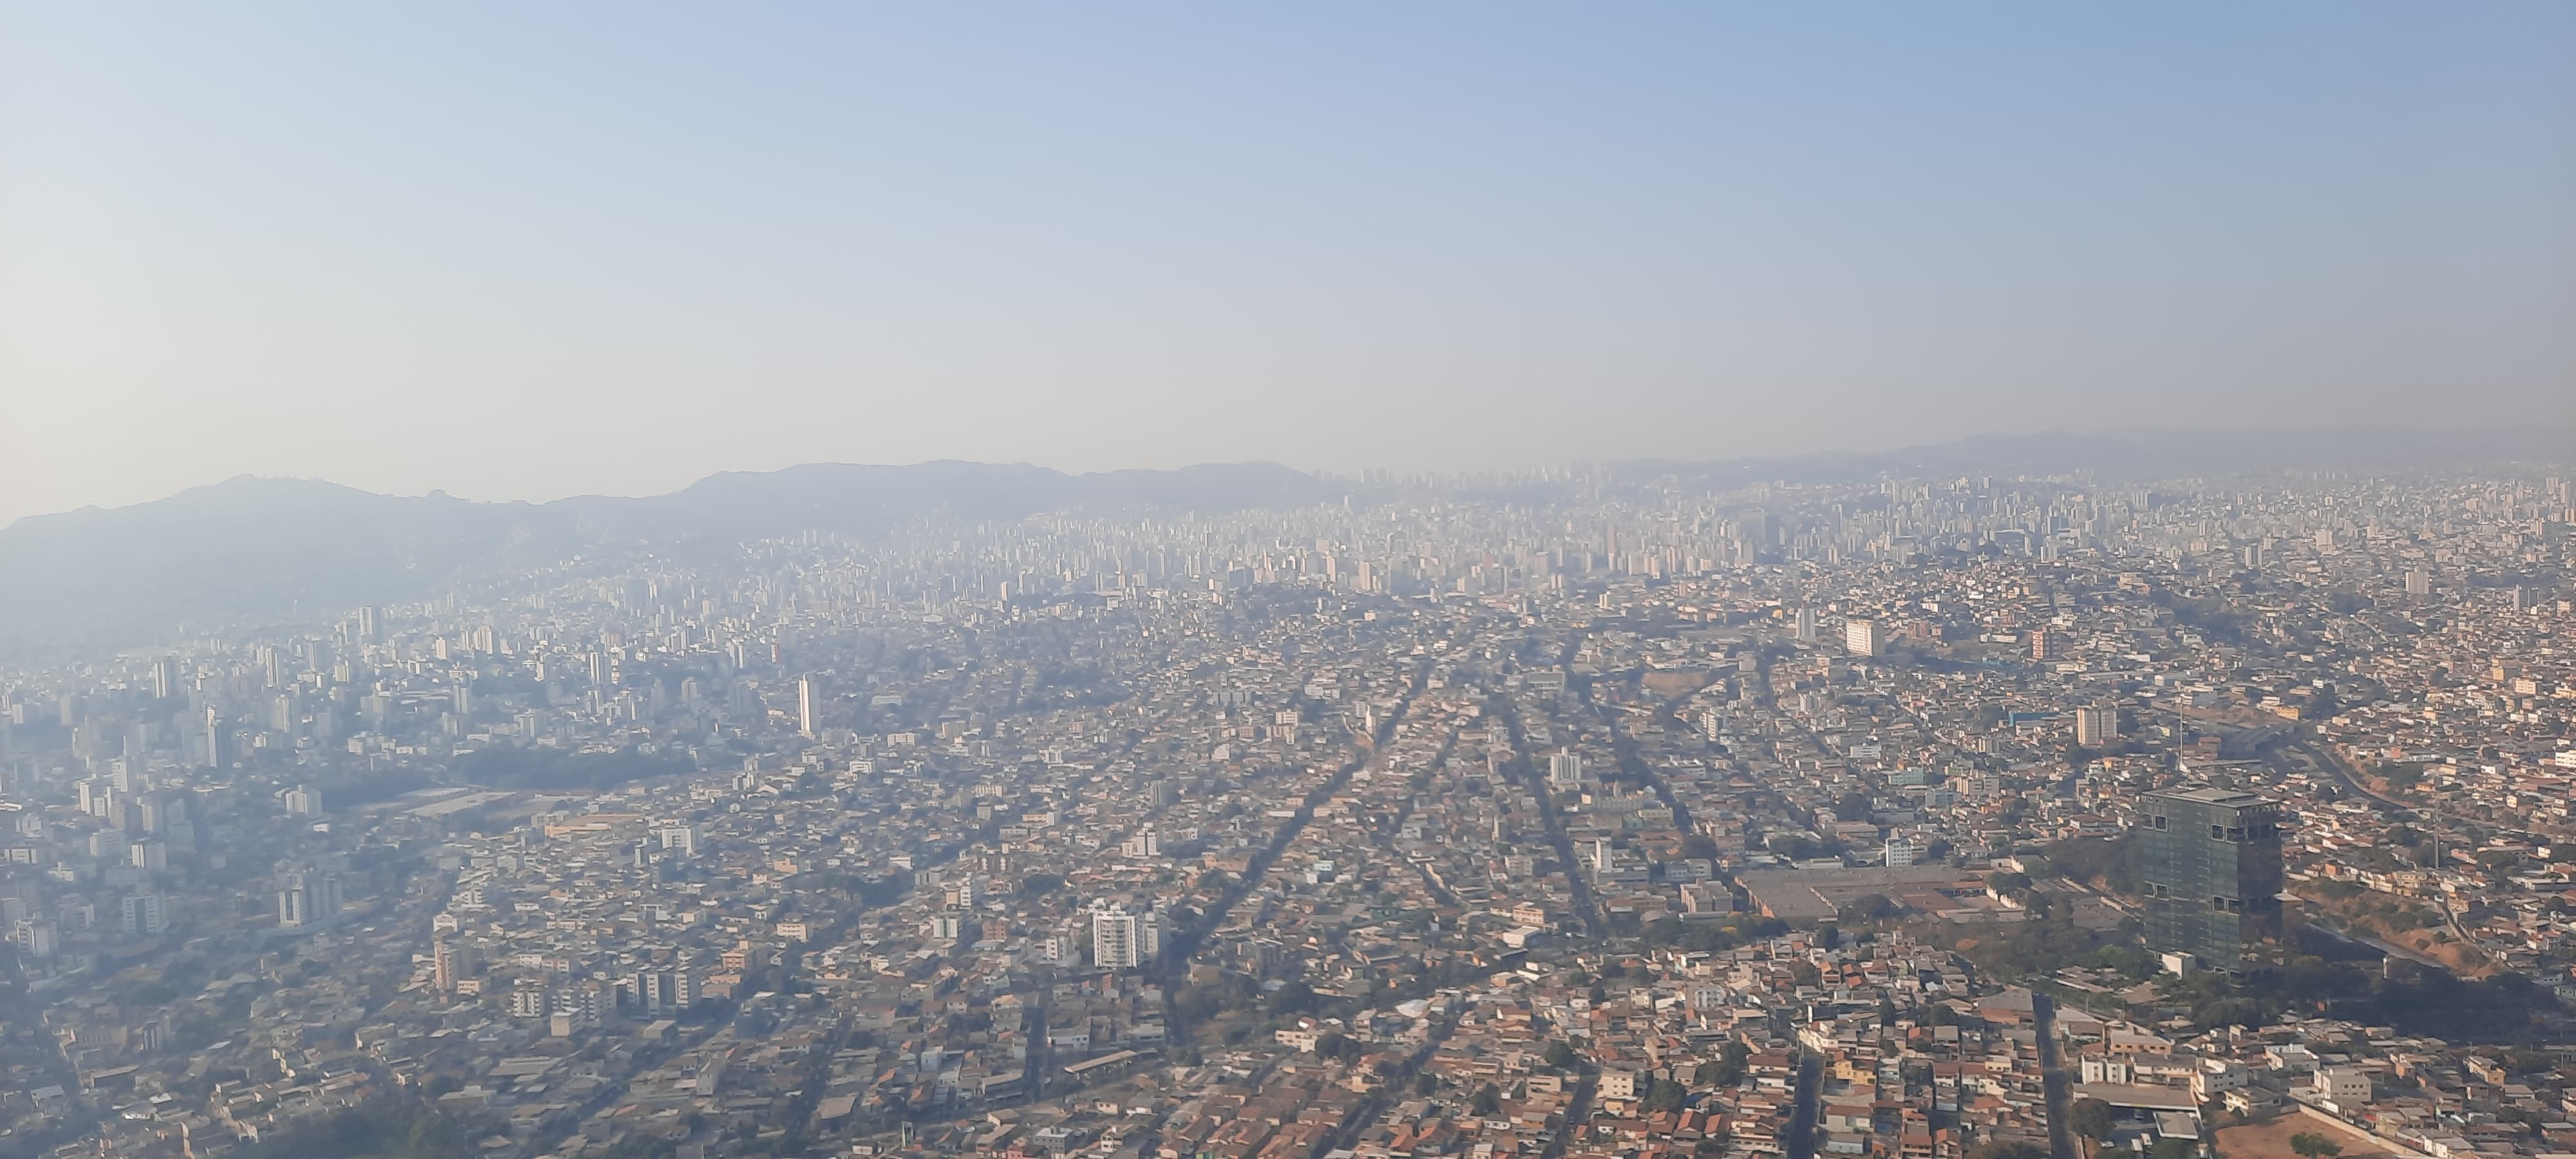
<box><xmin>5</xmin><ymin>3</ymin><xmax>2573</xmax><ymax>527</ymax></box>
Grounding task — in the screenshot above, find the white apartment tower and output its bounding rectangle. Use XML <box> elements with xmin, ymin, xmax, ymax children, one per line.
<box><xmin>1092</xmin><ymin>905</ymin><xmax>1163</xmax><ymax>970</ymax></box>
<box><xmin>1846</xmin><ymin>619</ymin><xmax>1882</xmax><ymax>657</ymax></box>
<box><xmin>1548</xmin><ymin>751</ymin><xmax>1582</xmax><ymax>791</ymax></box>
<box><xmin>277</xmin><ymin>871</ymin><xmax>343</xmax><ymax>930</ymax></box>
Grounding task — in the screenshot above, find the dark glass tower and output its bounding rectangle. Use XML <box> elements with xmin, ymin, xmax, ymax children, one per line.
<box><xmin>2140</xmin><ymin>787</ymin><xmax>2284</xmax><ymax>972</ymax></box>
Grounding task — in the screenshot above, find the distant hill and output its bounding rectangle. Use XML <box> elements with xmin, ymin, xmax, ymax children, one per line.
<box><xmin>0</xmin><ymin>460</ymin><xmax>1336</xmax><ymax>653</ymax></box>
<box><xmin>6</xmin><ymin>428</ymin><xmax>2567</xmax><ymax>654</ymax></box>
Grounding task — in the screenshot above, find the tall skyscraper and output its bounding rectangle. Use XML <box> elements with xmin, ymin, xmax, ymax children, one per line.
<box><xmin>2141</xmin><ymin>787</ymin><xmax>2284</xmax><ymax>972</ymax></box>
<box><xmin>1845</xmin><ymin>619</ymin><xmax>1881</xmax><ymax>657</ymax></box>
<box><xmin>797</xmin><ymin>675</ymin><xmax>817</xmax><ymax>738</ymax></box>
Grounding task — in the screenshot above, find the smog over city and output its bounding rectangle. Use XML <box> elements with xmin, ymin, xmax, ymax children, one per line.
<box><xmin>2</xmin><ymin>6</ymin><xmax>2574</xmax><ymax>1159</ymax></box>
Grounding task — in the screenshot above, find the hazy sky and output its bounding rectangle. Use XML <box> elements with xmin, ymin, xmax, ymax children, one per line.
<box><xmin>4</xmin><ymin>5</ymin><xmax>2573</xmax><ymax>525</ymax></box>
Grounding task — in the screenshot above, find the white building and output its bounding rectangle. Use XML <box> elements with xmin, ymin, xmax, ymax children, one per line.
<box><xmin>2315</xmin><ymin>1066</ymin><xmax>2371</xmax><ymax>1106</ymax></box>
<box><xmin>277</xmin><ymin>871</ymin><xmax>343</xmax><ymax>930</ymax></box>
<box><xmin>1845</xmin><ymin>619</ymin><xmax>1882</xmax><ymax>657</ymax></box>
<box><xmin>1092</xmin><ymin>905</ymin><xmax>1162</xmax><ymax>969</ymax></box>
<box><xmin>1548</xmin><ymin>751</ymin><xmax>1582</xmax><ymax>791</ymax></box>
<box><xmin>13</xmin><ymin>919</ymin><xmax>57</xmax><ymax>959</ymax></box>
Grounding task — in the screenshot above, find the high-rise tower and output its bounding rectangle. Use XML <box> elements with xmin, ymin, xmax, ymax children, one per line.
<box><xmin>2141</xmin><ymin>787</ymin><xmax>2284</xmax><ymax>972</ymax></box>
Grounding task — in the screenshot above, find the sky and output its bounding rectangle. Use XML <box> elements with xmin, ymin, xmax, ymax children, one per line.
<box><xmin>3</xmin><ymin>5</ymin><xmax>2573</xmax><ymax>525</ymax></box>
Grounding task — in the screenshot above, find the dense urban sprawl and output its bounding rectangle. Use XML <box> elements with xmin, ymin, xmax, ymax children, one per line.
<box><xmin>4</xmin><ymin>466</ymin><xmax>2575</xmax><ymax>1159</ymax></box>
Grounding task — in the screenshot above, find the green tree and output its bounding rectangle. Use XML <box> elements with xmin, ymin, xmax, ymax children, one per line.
<box><xmin>1266</xmin><ymin>980</ymin><xmax>1320</xmax><ymax>1015</ymax></box>
<box><xmin>2290</xmin><ymin>1133</ymin><xmax>2342</xmax><ymax>1158</ymax></box>
<box><xmin>2070</xmin><ymin>1098</ymin><xmax>2115</xmax><ymax>1146</ymax></box>
<box><xmin>1544</xmin><ymin>1039</ymin><xmax>1578</xmax><ymax>1068</ymax></box>
<box><xmin>1471</xmin><ymin>1084</ymin><xmax>1502</xmax><ymax>1116</ymax></box>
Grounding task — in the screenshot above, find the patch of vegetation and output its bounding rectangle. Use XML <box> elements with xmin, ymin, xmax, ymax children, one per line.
<box><xmin>454</xmin><ymin>744</ymin><xmax>694</xmax><ymax>791</ymax></box>
<box><xmin>236</xmin><ymin>1100</ymin><xmax>487</xmax><ymax>1159</ymax></box>
<box><xmin>2039</xmin><ymin>831</ymin><xmax>2141</xmax><ymax>895</ymax></box>
<box><xmin>1945</xmin><ymin>895</ymin><xmax>2128</xmax><ymax>979</ymax></box>
<box><xmin>2164</xmin><ymin>955</ymin><xmax>2555</xmax><ymax>1040</ymax></box>
<box><xmin>2289</xmin><ymin>1132</ymin><xmax>2344</xmax><ymax>1158</ymax></box>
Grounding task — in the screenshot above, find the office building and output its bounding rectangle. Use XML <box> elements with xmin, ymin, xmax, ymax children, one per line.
<box><xmin>2141</xmin><ymin>787</ymin><xmax>2284</xmax><ymax>972</ymax></box>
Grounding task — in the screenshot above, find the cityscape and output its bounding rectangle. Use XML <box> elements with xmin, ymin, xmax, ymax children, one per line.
<box><xmin>3</xmin><ymin>458</ymin><xmax>2575</xmax><ymax>1159</ymax></box>
<box><xmin>6</xmin><ymin>5</ymin><xmax>2573</xmax><ymax>1159</ymax></box>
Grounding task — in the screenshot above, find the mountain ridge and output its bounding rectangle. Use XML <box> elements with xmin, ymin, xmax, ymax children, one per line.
<box><xmin>6</xmin><ymin>428</ymin><xmax>2569</xmax><ymax>653</ymax></box>
<box><xmin>0</xmin><ymin>460</ymin><xmax>1335</xmax><ymax>653</ymax></box>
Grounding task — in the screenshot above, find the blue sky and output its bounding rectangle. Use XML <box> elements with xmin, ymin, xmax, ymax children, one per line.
<box><xmin>3</xmin><ymin>4</ymin><xmax>2571</xmax><ymax>522</ymax></box>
